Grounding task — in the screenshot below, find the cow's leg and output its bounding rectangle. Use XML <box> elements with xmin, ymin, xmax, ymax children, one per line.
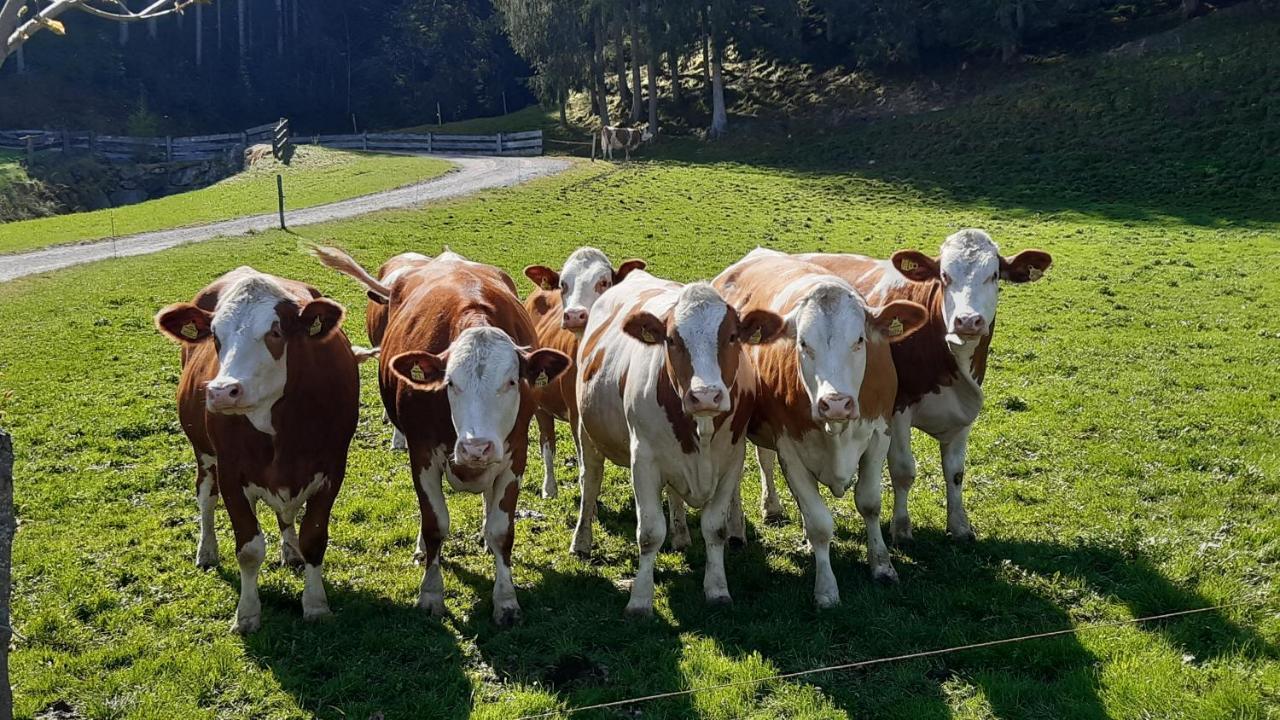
<box><xmin>777</xmin><ymin>448</ymin><xmax>839</xmax><ymax>608</ymax></box>
<box><xmin>887</xmin><ymin>412</ymin><xmax>917</xmax><ymax>544</ymax></box>
<box><xmin>391</xmin><ymin>427</ymin><xmax>408</xmax><ymax>451</ymax></box>
<box><xmin>195</xmin><ymin>453</ymin><xmax>220</xmax><ymax>568</ymax></box>
<box><xmin>726</xmin><ymin>480</ymin><xmax>747</xmax><ymax>548</ymax></box>
<box><xmin>221</xmin><ymin>484</ymin><xmax>265</xmax><ymax>634</ymax></box>
<box><xmin>298</xmin><ymin>477</ymin><xmax>339</xmax><ymax>620</ymax></box>
<box><xmin>483</xmin><ymin>470</ymin><xmax>522</xmax><ymax>626</ymax></box>
<box><xmin>941</xmin><ymin>426</ymin><xmax>976</xmax><ymax>542</ymax></box>
<box><xmin>276</xmin><ymin>512</ymin><xmax>304</xmax><ymax>568</ymax></box>
<box><xmin>701</xmin><ymin>459</ymin><xmax>743</xmax><ymax>606</ymax></box>
<box><xmin>570</xmin><ymin>432</ymin><xmax>605</xmax><ymax>557</ymax></box>
<box><xmin>666</xmin><ymin>487</ymin><xmax>691</xmax><ymax>551</ymax></box>
<box><xmin>535</xmin><ymin>410</ymin><xmax>558</xmax><ymax>499</ymax></box>
<box><xmin>414</xmin><ymin>463</ymin><xmax>451</xmax><ymax>616</ymax></box>
<box><xmin>858</xmin><ymin>434</ymin><xmax>897</xmax><ymax>584</ymax></box>
<box><xmin>756</xmin><ymin>446</ymin><xmax>786</xmax><ymax>524</ymax></box>
<box><xmin>625</xmin><ymin>456</ymin><xmax>666</xmax><ymax>617</ymax></box>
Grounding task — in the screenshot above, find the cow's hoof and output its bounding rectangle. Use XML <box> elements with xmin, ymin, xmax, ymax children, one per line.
<box><xmin>948</xmin><ymin>525</ymin><xmax>977</xmax><ymax>543</ymax></box>
<box><xmin>417</xmin><ymin>594</ymin><xmax>446</xmax><ymax>617</ymax></box>
<box><xmin>814</xmin><ymin>592</ymin><xmax>841</xmax><ymax>609</ymax></box>
<box><xmin>280</xmin><ymin>547</ymin><xmax>305</xmax><ymax>570</ymax></box>
<box><xmin>890</xmin><ymin>521</ymin><xmax>914</xmax><ymax>545</ymax></box>
<box><xmin>540</xmin><ymin>477</ymin><xmax>558</xmax><ymax>500</ymax></box>
<box><xmin>624</xmin><ymin>602</ymin><xmax>654</xmax><ymax>619</ymax></box>
<box><xmin>231</xmin><ymin>614</ymin><xmax>261</xmax><ymax>635</ymax></box>
<box><xmin>494</xmin><ymin>605</ymin><xmax>523</xmax><ymax>627</ymax></box>
<box><xmin>762</xmin><ymin>511</ymin><xmax>788</xmax><ymax>526</ymax></box>
<box><xmin>195</xmin><ymin>548</ymin><xmax>219</xmax><ymax>570</ymax></box>
<box><xmin>728</xmin><ymin>536</ymin><xmax>747</xmax><ymax>550</ymax></box>
<box><xmin>705</xmin><ymin>592</ymin><xmax>733</xmax><ymax>607</ymax></box>
<box><xmin>303</xmin><ymin>605</ymin><xmax>332</xmax><ymax>622</ymax></box>
<box><xmin>871</xmin><ymin>566</ymin><xmax>900</xmax><ymax>586</ymax></box>
<box><xmin>412</xmin><ymin>549</ymin><xmax>426</xmax><ymax>566</ymax></box>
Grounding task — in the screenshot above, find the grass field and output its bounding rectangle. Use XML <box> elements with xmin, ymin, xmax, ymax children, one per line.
<box><xmin>2</xmin><ymin>8</ymin><xmax>1279</xmax><ymax>720</ymax></box>
<box><xmin>0</xmin><ymin>147</ymin><xmax>453</xmax><ymax>256</ymax></box>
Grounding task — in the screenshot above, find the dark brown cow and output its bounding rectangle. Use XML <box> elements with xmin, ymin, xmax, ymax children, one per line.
<box><xmin>155</xmin><ymin>266</ymin><xmax>359</xmax><ymax>633</ymax></box>
<box><xmin>315</xmin><ymin>247</ymin><xmax>570</xmax><ymax>625</ymax></box>
<box><xmin>792</xmin><ymin>229</ymin><xmax>1052</xmax><ymax>543</ymax></box>
<box><xmin>522</xmin><ymin>247</ymin><xmax>646</xmax><ymax>498</ymax></box>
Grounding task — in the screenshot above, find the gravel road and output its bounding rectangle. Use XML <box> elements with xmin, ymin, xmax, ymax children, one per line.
<box><xmin>0</xmin><ymin>155</ymin><xmax>571</xmax><ymax>283</ymax></box>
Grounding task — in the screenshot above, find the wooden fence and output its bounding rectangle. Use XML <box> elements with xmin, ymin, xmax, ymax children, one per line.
<box><xmin>0</xmin><ymin>122</ymin><xmax>542</xmax><ymax>162</ymax></box>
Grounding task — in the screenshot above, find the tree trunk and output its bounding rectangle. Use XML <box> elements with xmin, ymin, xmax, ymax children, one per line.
<box><xmin>237</xmin><ymin>0</ymin><xmax>246</xmax><ymax>65</ymax></box>
<box><xmin>628</xmin><ymin>6</ymin><xmax>643</xmax><ymax>123</ymax></box>
<box><xmin>118</xmin><ymin>21</ymin><xmax>129</xmax><ymax>47</ymax></box>
<box><xmin>217</xmin><ymin>0</ymin><xmax>223</xmax><ymax>54</ymax></box>
<box><xmin>613</xmin><ymin>18</ymin><xmax>631</xmax><ymax>110</ymax></box>
<box><xmin>148</xmin><ymin>18</ymin><xmax>157</xmax><ymax>39</ymax></box>
<box><xmin>647</xmin><ymin>42</ymin><xmax>658</xmax><ymax>134</ymax></box>
<box><xmin>195</xmin><ymin>2</ymin><xmax>203</xmax><ymax>67</ymax></box>
<box><xmin>592</xmin><ymin>16</ymin><xmax>610</xmax><ymax>126</ymax></box>
<box><xmin>709</xmin><ymin>27</ymin><xmax>727</xmax><ymax>137</ymax></box>
<box><xmin>0</xmin><ymin>429</ymin><xmax>14</xmax><ymax>720</ymax></box>
<box><xmin>1183</xmin><ymin>0</ymin><xmax>1203</xmax><ymax>19</ymax></box>
<box><xmin>669</xmin><ymin>49</ymin><xmax>681</xmax><ymax>105</ymax></box>
<box><xmin>701</xmin><ymin>12</ymin><xmax>711</xmax><ymax>91</ymax></box>
<box><xmin>12</xmin><ymin>44</ymin><xmax>22</xmax><ymax>74</ymax></box>
<box><xmin>558</xmin><ymin>86</ymin><xmax>568</xmax><ymax>128</ymax></box>
<box><xmin>276</xmin><ymin>0</ymin><xmax>283</xmax><ymax>57</ymax></box>
<box><xmin>292</xmin><ymin>0</ymin><xmax>299</xmax><ymax>37</ymax></box>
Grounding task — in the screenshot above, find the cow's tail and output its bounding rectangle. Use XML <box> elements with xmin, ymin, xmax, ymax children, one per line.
<box><xmin>309</xmin><ymin>244</ymin><xmax>392</xmax><ymax>302</ymax></box>
<box><xmin>351</xmin><ymin>344</ymin><xmax>380</xmax><ymax>364</ymax></box>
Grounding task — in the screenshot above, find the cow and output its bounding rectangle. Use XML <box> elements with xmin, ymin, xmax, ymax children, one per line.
<box><xmin>311</xmin><ymin>247</ymin><xmax>432</xmax><ymax>450</ymax></box>
<box><xmin>594</xmin><ymin>124</ymin><xmax>653</xmax><ymax>161</ymax></box>
<box><xmin>314</xmin><ymin>247</ymin><xmax>570</xmax><ymax>625</ymax></box>
<box><xmin>575</xmin><ymin>269</ymin><xmax>784</xmax><ymax>615</ymax></box>
<box><xmin>155</xmin><ymin>267</ymin><xmax>360</xmax><ymax>633</ymax></box>
<box><xmin>757</xmin><ymin>230</ymin><xmax>1051</xmax><ymax>543</ymax></box>
<box><xmin>713</xmin><ymin>250</ymin><xmax>927</xmax><ymax>604</ymax></box>
<box><xmin>522</xmin><ymin>248</ymin><xmax>647</xmax><ymax>499</ymax></box>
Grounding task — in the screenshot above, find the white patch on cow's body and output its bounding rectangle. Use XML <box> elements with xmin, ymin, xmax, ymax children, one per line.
<box><xmin>864</xmin><ymin>259</ymin><xmax>908</xmax><ymax>305</ymax></box>
<box><xmin>207</xmin><ymin>273</ymin><xmax>294</xmax><ymax>435</ymax></box>
<box><xmin>195</xmin><ymin>453</ymin><xmax>219</xmax><ymax>568</ymax></box>
<box><xmin>302</xmin><ymin>563</ymin><xmax>331</xmax><ymax>620</ymax></box>
<box><xmin>442</xmin><ymin>326</ymin><xmax>523</xmax><ymax>468</ymax></box>
<box><xmin>390</xmin><ymin>427</ymin><xmax>409</xmax><ymax>450</ymax></box>
<box><xmin>244</xmin><ymin>472</ymin><xmax>329</xmax><ymax>526</ymax></box>
<box><xmin>383</xmin><ymin>253</ymin><xmax>431</xmax><ymax>284</ymax></box>
<box><xmin>415</xmin><ymin>465</ymin><xmax>450</xmax><ymax>614</ymax></box>
<box><xmin>232</xmin><ymin>532</ymin><xmax>266</xmax><ymax>634</ymax></box>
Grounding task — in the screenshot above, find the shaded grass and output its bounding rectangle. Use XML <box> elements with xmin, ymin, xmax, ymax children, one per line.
<box><xmin>0</xmin><ymin>147</ymin><xmax>453</xmax><ymax>256</ymax></box>
<box><xmin>1</xmin><ymin>154</ymin><xmax>1277</xmax><ymax>718</ymax></box>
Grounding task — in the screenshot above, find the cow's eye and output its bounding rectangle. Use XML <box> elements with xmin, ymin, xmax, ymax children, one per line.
<box><xmin>941</xmin><ymin>272</ymin><xmax>952</xmax><ymax>287</ymax></box>
<box><xmin>268</xmin><ymin>327</ymin><xmax>283</xmax><ymax>340</ymax></box>
<box><xmin>989</xmin><ymin>272</ymin><xmax>999</xmax><ymax>283</ymax></box>
<box><xmin>508</xmin><ymin>379</ymin><xmax>517</xmax><ymax>387</ymax></box>
<box><xmin>729</xmin><ymin>332</ymin><xmax>738</xmax><ymax>342</ymax></box>
<box><xmin>559</xmin><ymin>282</ymin><xmax>567</xmax><ymax>292</ymax></box>
<box><xmin>855</xmin><ymin>337</ymin><xmax>865</xmax><ymax>347</ymax></box>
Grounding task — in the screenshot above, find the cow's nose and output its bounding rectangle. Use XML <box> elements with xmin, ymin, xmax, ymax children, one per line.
<box><xmin>562</xmin><ymin>308</ymin><xmax>589</xmax><ymax>330</ymax></box>
<box><xmin>686</xmin><ymin>386</ymin><xmax>725</xmax><ymax>415</ymax></box>
<box><xmin>456</xmin><ymin>438</ymin><xmax>496</xmax><ymax>466</ymax></box>
<box><xmin>953</xmin><ymin>313</ymin><xmax>986</xmax><ymax>335</ymax></box>
<box><xmin>206</xmin><ymin>381</ymin><xmax>244</xmax><ymax>411</ymax></box>
<box><xmin>817</xmin><ymin>393</ymin><xmax>855</xmax><ymax>421</ymax></box>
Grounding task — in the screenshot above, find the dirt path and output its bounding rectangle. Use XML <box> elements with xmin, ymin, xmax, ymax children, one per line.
<box><xmin>0</xmin><ymin>155</ymin><xmax>571</xmax><ymax>283</ymax></box>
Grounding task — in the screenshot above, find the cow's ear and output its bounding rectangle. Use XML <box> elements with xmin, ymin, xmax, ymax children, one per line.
<box><xmin>613</xmin><ymin>259</ymin><xmax>647</xmax><ymax>283</ymax></box>
<box><xmin>521</xmin><ymin>348</ymin><xmax>572</xmax><ymax>388</ymax></box>
<box><xmin>155</xmin><ymin>303</ymin><xmax>214</xmax><ymax>344</ymax></box>
<box><xmin>739</xmin><ymin>309</ymin><xmax>786</xmax><ymax>345</ymax></box>
<box><xmin>367</xmin><ymin>290</ymin><xmax>389</xmax><ymax>305</ymax></box>
<box><xmin>999</xmin><ymin>250</ymin><xmax>1052</xmax><ymax>283</ymax></box>
<box><xmin>298</xmin><ymin>298</ymin><xmax>345</xmax><ymax>339</ymax></box>
<box><xmin>524</xmin><ymin>265</ymin><xmax>560</xmax><ymax>292</ymax></box>
<box><xmin>868</xmin><ymin>300</ymin><xmax>929</xmax><ymax>343</ymax></box>
<box><xmin>622</xmin><ymin>311</ymin><xmax>665</xmax><ymax>345</ymax></box>
<box><xmin>891</xmin><ymin>250</ymin><xmax>940</xmax><ymax>282</ymax></box>
<box><xmin>390</xmin><ymin>351</ymin><xmax>448</xmax><ymax>391</ymax></box>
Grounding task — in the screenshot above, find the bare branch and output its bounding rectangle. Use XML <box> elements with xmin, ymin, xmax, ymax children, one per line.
<box><xmin>2</xmin><ymin>0</ymin><xmax>205</xmax><ymax>67</ymax></box>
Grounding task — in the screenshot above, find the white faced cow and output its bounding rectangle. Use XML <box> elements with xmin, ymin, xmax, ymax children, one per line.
<box><xmin>156</xmin><ymin>267</ymin><xmax>360</xmax><ymax>633</ymax></box>
<box><xmin>314</xmin><ymin>247</ymin><xmax>570</xmax><ymax>625</ymax></box>
<box><xmin>714</xmin><ymin>250</ymin><xmax>927</xmax><ymax>604</ymax></box>
<box><xmin>522</xmin><ymin>248</ymin><xmax>647</xmax><ymax>499</ymax></box>
<box><xmin>575</xmin><ymin>270</ymin><xmax>784</xmax><ymax>615</ymax></box>
<box><xmin>783</xmin><ymin>230</ymin><xmax>1052</xmax><ymax>542</ymax></box>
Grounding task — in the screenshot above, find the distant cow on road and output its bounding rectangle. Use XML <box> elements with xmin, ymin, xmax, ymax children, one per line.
<box><xmin>594</xmin><ymin>124</ymin><xmax>653</xmax><ymax>161</ymax></box>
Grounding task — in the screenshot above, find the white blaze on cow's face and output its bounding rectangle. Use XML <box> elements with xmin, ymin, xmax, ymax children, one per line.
<box><xmin>391</xmin><ymin>327</ymin><xmax>570</xmax><ymax>469</ymax></box>
<box><xmin>525</xmin><ymin>249</ymin><xmax>646</xmax><ymax>332</ymax></box>
<box><xmin>783</xmin><ymin>282</ymin><xmax>866</xmax><ymax>425</ymax></box>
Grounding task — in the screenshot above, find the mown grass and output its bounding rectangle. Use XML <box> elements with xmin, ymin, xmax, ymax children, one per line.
<box><xmin>2</xmin><ymin>7</ymin><xmax>1280</xmax><ymax>720</ymax></box>
<box><xmin>0</xmin><ymin>147</ymin><xmax>453</xmax><ymax>256</ymax></box>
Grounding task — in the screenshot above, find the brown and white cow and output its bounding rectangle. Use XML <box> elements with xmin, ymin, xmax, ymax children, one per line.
<box><xmin>576</xmin><ymin>269</ymin><xmax>783</xmax><ymax>615</ymax></box>
<box><xmin>315</xmin><ymin>247</ymin><xmax>570</xmax><ymax>625</ymax></box>
<box><xmin>522</xmin><ymin>248</ymin><xmax>647</xmax><ymax>499</ymax></box>
<box><xmin>713</xmin><ymin>249</ymin><xmax>927</xmax><ymax>604</ymax></box>
<box><xmin>155</xmin><ymin>267</ymin><xmax>360</xmax><ymax>633</ymax></box>
<box><xmin>780</xmin><ymin>230</ymin><xmax>1052</xmax><ymax>542</ymax></box>
<box><xmin>594</xmin><ymin>124</ymin><xmax>653</xmax><ymax>161</ymax></box>
<box><xmin>311</xmin><ymin>246</ymin><xmax>433</xmax><ymax>450</ymax></box>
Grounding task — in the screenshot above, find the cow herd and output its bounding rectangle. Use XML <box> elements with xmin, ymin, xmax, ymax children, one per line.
<box><xmin>154</xmin><ymin>229</ymin><xmax>1052</xmax><ymax>633</ymax></box>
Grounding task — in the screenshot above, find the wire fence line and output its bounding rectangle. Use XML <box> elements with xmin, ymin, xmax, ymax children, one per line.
<box><xmin>516</xmin><ymin>599</ymin><xmax>1263</xmax><ymax>719</ymax></box>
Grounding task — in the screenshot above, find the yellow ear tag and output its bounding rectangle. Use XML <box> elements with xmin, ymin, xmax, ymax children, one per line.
<box><xmin>542</xmin><ymin>279</ymin><xmax>553</xmax><ymax>291</ymax></box>
<box><xmin>749</xmin><ymin>328</ymin><xmax>763</xmax><ymax>344</ymax></box>
<box><xmin>1028</xmin><ymin>267</ymin><xmax>1044</xmax><ymax>281</ymax></box>
<box><xmin>887</xmin><ymin>318</ymin><xmax>904</xmax><ymax>336</ymax></box>
<box><xmin>180</xmin><ymin>322</ymin><xmax>199</xmax><ymax>340</ymax></box>
<box><xmin>308</xmin><ymin>317</ymin><xmax>323</xmax><ymax>336</ymax></box>
<box><xmin>535</xmin><ymin>371</ymin><xmax>549</xmax><ymax>387</ymax></box>
<box><xmin>410</xmin><ymin>363</ymin><xmax>426</xmax><ymax>382</ymax></box>
<box><xmin>641</xmin><ymin>329</ymin><xmax>656</xmax><ymax>343</ymax></box>
<box><xmin>899</xmin><ymin>258</ymin><xmax>918</xmax><ymax>272</ymax></box>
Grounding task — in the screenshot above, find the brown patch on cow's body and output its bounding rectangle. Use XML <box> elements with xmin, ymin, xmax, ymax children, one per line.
<box><xmin>524</xmin><ymin>288</ymin><xmax>580</xmax><ymax>422</ymax></box>
<box><xmin>799</xmin><ymin>254</ymin><xmax>991</xmax><ymax>411</ymax></box>
<box><xmin>498</xmin><ymin>479</ymin><xmax>520</xmax><ymax>564</ymax></box>
<box><xmin>655</xmin><ymin>365</ymin><xmax>699</xmax><ymax>453</ymax></box>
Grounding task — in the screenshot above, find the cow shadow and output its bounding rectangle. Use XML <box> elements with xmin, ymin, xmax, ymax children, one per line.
<box><xmin>657</xmin><ymin>516</ymin><xmax>1272</xmax><ymax>719</ymax></box>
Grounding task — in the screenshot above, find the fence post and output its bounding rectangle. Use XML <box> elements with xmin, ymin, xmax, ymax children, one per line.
<box><xmin>166</xmin><ymin>136</ymin><xmax>173</xmax><ymax>162</ymax></box>
<box><xmin>497</xmin><ymin>132</ymin><xmax>503</xmax><ymax>155</ymax></box>
<box><xmin>25</xmin><ymin>137</ymin><xmax>33</xmax><ymax>165</ymax></box>
<box><xmin>277</xmin><ymin>174</ymin><xmax>286</xmax><ymax>231</ymax></box>
<box><xmin>362</xmin><ymin>131</ymin><xmax>368</xmax><ymax>151</ymax></box>
<box><xmin>426</xmin><ymin>132</ymin><xmax>432</xmax><ymax>153</ymax></box>
<box><xmin>0</xmin><ymin>429</ymin><xmax>15</xmax><ymax>720</ymax></box>
<box><xmin>313</xmin><ymin>133</ymin><xmax>318</xmax><ymax>146</ymax></box>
